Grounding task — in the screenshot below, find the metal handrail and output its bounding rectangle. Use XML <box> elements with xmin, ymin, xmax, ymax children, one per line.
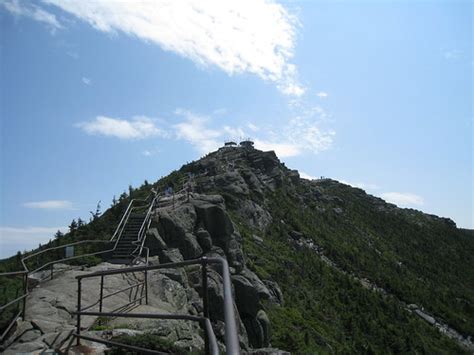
<box><xmin>74</xmin><ymin>256</ymin><xmax>240</xmax><ymax>355</ymax></box>
<box><xmin>110</xmin><ymin>195</ymin><xmax>152</xmax><ymax>242</ymax></box>
<box><xmin>1</xmin><ymin>185</ymin><xmax>200</xmax><ymax>344</ymax></box>
<box><xmin>0</xmin><ymin>194</ymin><xmax>154</xmax><ymax>342</ymax></box>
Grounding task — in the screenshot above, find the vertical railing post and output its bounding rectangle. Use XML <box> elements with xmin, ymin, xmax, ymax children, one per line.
<box><xmin>201</xmin><ymin>258</ymin><xmax>210</xmax><ymax>354</ymax></box>
<box><xmin>145</xmin><ymin>269</ymin><xmax>148</xmax><ymax>305</ymax></box>
<box><xmin>99</xmin><ymin>275</ymin><xmax>104</xmax><ymax>320</ymax></box>
<box><xmin>76</xmin><ymin>278</ymin><xmax>82</xmax><ymax>346</ymax></box>
<box><xmin>202</xmin><ymin>319</ymin><xmax>210</xmax><ymax>355</ymax></box>
<box><xmin>50</xmin><ymin>264</ymin><xmax>53</xmax><ymax>280</ymax></box>
<box><xmin>22</xmin><ymin>273</ymin><xmax>27</xmax><ymax>318</ymax></box>
<box><xmin>202</xmin><ymin>257</ymin><xmax>209</xmax><ymax>318</ymax></box>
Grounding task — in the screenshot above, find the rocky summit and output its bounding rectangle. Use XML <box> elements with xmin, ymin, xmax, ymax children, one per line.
<box><xmin>1</xmin><ymin>143</ymin><xmax>473</xmax><ymax>354</ymax></box>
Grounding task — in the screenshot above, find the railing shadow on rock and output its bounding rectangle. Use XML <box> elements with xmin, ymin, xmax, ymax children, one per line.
<box><xmin>72</xmin><ymin>256</ymin><xmax>240</xmax><ymax>355</ymax></box>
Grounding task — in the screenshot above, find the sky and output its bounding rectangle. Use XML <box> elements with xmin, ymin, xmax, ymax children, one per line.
<box><xmin>0</xmin><ymin>0</ymin><xmax>472</xmax><ymax>259</ymax></box>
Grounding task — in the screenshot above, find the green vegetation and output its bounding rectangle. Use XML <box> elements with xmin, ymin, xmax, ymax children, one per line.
<box><xmin>230</xmin><ymin>182</ymin><xmax>472</xmax><ymax>354</ymax></box>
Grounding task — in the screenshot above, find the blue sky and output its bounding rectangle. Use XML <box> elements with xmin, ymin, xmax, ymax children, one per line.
<box><xmin>0</xmin><ymin>0</ymin><xmax>472</xmax><ymax>258</ymax></box>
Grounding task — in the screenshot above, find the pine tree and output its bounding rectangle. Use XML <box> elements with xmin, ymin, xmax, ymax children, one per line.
<box><xmin>54</xmin><ymin>230</ymin><xmax>64</xmax><ymax>239</ymax></box>
<box><xmin>69</xmin><ymin>219</ymin><xmax>78</xmax><ymax>232</ymax></box>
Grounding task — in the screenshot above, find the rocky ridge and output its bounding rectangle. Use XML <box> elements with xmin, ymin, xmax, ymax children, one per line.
<box><xmin>3</xmin><ymin>144</ymin><xmax>472</xmax><ymax>354</ymax></box>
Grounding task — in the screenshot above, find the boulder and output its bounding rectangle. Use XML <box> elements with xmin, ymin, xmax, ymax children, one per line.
<box><xmin>196</xmin><ymin>227</ymin><xmax>213</xmax><ymax>252</ymax></box>
<box><xmin>263</xmin><ymin>280</ymin><xmax>284</xmax><ymax>305</ymax></box>
<box><xmin>194</xmin><ymin>204</ymin><xmax>234</xmax><ymax>248</ymax></box>
<box><xmin>3</xmin><ymin>340</ymin><xmax>46</xmax><ymax>354</ymax></box>
<box><xmin>144</xmin><ymin>228</ymin><xmax>167</xmax><ymax>256</ymax></box>
<box><xmin>156</xmin><ymin>212</ymin><xmax>187</xmax><ymax>247</ymax></box>
<box><xmin>181</xmin><ymin>233</ymin><xmax>203</xmax><ymax>259</ymax></box>
<box><xmin>232</xmin><ymin>274</ymin><xmax>260</xmax><ymax>317</ymax></box>
<box><xmin>160</xmin><ymin>248</ymin><xmax>184</xmax><ymax>264</ymax></box>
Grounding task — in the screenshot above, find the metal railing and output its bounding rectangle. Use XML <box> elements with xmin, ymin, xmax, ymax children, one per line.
<box><xmin>1</xmin><ymin>183</ymin><xmax>207</xmax><ymax>346</ymax></box>
<box><xmin>0</xmin><ymin>194</ymin><xmax>155</xmax><ymax>343</ymax></box>
<box><xmin>73</xmin><ymin>256</ymin><xmax>240</xmax><ymax>355</ymax></box>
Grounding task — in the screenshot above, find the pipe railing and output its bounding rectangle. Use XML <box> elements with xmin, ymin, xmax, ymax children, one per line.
<box><xmin>0</xmin><ymin>194</ymin><xmax>155</xmax><ymax>343</ymax></box>
<box><xmin>0</xmin><ymin>184</ymin><xmax>199</xmax><ymax>344</ymax></box>
<box><xmin>73</xmin><ymin>256</ymin><xmax>240</xmax><ymax>355</ymax></box>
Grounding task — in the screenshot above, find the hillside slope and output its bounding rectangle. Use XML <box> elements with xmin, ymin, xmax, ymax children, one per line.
<box><xmin>2</xmin><ymin>145</ymin><xmax>473</xmax><ymax>354</ymax></box>
<box><xmin>177</xmin><ymin>145</ymin><xmax>473</xmax><ymax>353</ymax></box>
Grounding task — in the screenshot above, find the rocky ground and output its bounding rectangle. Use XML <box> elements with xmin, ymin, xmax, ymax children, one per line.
<box><xmin>3</xmin><ymin>190</ymin><xmax>288</xmax><ymax>354</ymax></box>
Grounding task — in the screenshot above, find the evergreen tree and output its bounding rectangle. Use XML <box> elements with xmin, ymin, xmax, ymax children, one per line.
<box><xmin>68</xmin><ymin>219</ymin><xmax>78</xmax><ymax>232</ymax></box>
<box><xmin>54</xmin><ymin>230</ymin><xmax>64</xmax><ymax>239</ymax></box>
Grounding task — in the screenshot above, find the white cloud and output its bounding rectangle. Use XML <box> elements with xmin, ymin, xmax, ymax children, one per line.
<box><xmin>254</xmin><ymin>139</ymin><xmax>301</xmax><ymax>158</ymax></box>
<box><xmin>247</xmin><ymin>123</ymin><xmax>260</xmax><ymax>132</ymax></box>
<box><xmin>250</xmin><ymin>105</ymin><xmax>334</xmax><ymax>157</ymax></box>
<box><xmin>380</xmin><ymin>192</ymin><xmax>424</xmax><ymax>207</ymax></box>
<box><xmin>81</xmin><ymin>77</ymin><xmax>91</xmax><ymax>85</ymax></box>
<box><xmin>316</xmin><ymin>91</ymin><xmax>328</xmax><ymax>98</ymax></box>
<box><xmin>171</xmin><ymin>105</ymin><xmax>334</xmax><ymax>157</ymax></box>
<box><xmin>299</xmin><ymin>171</ymin><xmax>317</xmax><ymax>180</ymax></box>
<box><xmin>0</xmin><ymin>226</ymin><xmax>68</xmax><ymax>258</ymax></box>
<box><xmin>23</xmin><ymin>200</ymin><xmax>74</xmax><ymax>210</ymax></box>
<box><xmin>76</xmin><ymin>115</ymin><xmax>167</xmax><ymax>140</ymax></box>
<box><xmin>42</xmin><ymin>0</ymin><xmax>303</xmax><ymax>97</ymax></box>
<box><xmin>141</xmin><ymin>148</ymin><xmax>160</xmax><ymax>157</ymax></box>
<box><xmin>1</xmin><ymin>0</ymin><xmax>62</xmax><ymax>31</ymax></box>
<box><xmin>339</xmin><ymin>180</ymin><xmax>380</xmax><ymax>190</ymax></box>
<box><xmin>173</xmin><ymin>109</ymin><xmax>222</xmax><ymax>153</ymax></box>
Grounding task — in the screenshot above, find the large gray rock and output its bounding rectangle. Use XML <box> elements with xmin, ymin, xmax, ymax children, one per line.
<box><xmin>243</xmin><ymin>310</ymin><xmax>271</xmax><ymax>348</ymax></box>
<box><xmin>214</xmin><ymin>171</ymin><xmax>250</xmax><ymax>196</ymax></box>
<box><xmin>196</xmin><ymin>227</ymin><xmax>213</xmax><ymax>252</ymax></box>
<box><xmin>232</xmin><ymin>274</ymin><xmax>260</xmax><ymax>317</ymax></box>
<box><xmin>160</xmin><ymin>248</ymin><xmax>184</xmax><ymax>264</ymax></box>
<box><xmin>181</xmin><ymin>233</ymin><xmax>203</xmax><ymax>259</ymax></box>
<box><xmin>156</xmin><ymin>212</ymin><xmax>187</xmax><ymax>247</ymax></box>
<box><xmin>194</xmin><ymin>203</ymin><xmax>234</xmax><ymax>247</ymax></box>
<box><xmin>238</xmin><ymin>200</ymin><xmax>272</xmax><ymax>229</ymax></box>
<box><xmin>3</xmin><ymin>340</ymin><xmax>46</xmax><ymax>354</ymax></box>
<box><xmin>263</xmin><ymin>280</ymin><xmax>284</xmax><ymax>305</ymax></box>
<box><xmin>144</xmin><ymin>228</ymin><xmax>167</xmax><ymax>256</ymax></box>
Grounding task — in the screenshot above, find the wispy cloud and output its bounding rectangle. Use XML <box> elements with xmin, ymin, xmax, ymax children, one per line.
<box><xmin>173</xmin><ymin>109</ymin><xmax>222</xmax><ymax>154</ymax></box>
<box><xmin>339</xmin><ymin>180</ymin><xmax>380</xmax><ymax>190</ymax></box>
<box><xmin>380</xmin><ymin>192</ymin><xmax>424</xmax><ymax>207</ymax></box>
<box><xmin>316</xmin><ymin>91</ymin><xmax>328</xmax><ymax>98</ymax></box>
<box><xmin>81</xmin><ymin>77</ymin><xmax>91</xmax><ymax>85</ymax></box>
<box><xmin>247</xmin><ymin>123</ymin><xmax>260</xmax><ymax>132</ymax></box>
<box><xmin>142</xmin><ymin>148</ymin><xmax>160</xmax><ymax>157</ymax></box>
<box><xmin>254</xmin><ymin>140</ymin><xmax>301</xmax><ymax>158</ymax></box>
<box><xmin>76</xmin><ymin>115</ymin><xmax>168</xmax><ymax>140</ymax></box>
<box><xmin>171</xmin><ymin>106</ymin><xmax>334</xmax><ymax>158</ymax></box>
<box><xmin>1</xmin><ymin>0</ymin><xmax>62</xmax><ymax>32</ymax></box>
<box><xmin>299</xmin><ymin>171</ymin><xmax>317</xmax><ymax>180</ymax></box>
<box><xmin>0</xmin><ymin>226</ymin><xmax>68</xmax><ymax>258</ymax></box>
<box><xmin>254</xmin><ymin>105</ymin><xmax>334</xmax><ymax>157</ymax></box>
<box><xmin>23</xmin><ymin>200</ymin><xmax>74</xmax><ymax>210</ymax></box>
<box><xmin>38</xmin><ymin>0</ymin><xmax>303</xmax><ymax>97</ymax></box>
<box><xmin>76</xmin><ymin>107</ymin><xmax>334</xmax><ymax>159</ymax></box>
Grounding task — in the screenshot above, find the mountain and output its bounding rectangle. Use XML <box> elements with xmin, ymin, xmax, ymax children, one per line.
<box><xmin>1</xmin><ymin>143</ymin><xmax>473</xmax><ymax>354</ymax></box>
